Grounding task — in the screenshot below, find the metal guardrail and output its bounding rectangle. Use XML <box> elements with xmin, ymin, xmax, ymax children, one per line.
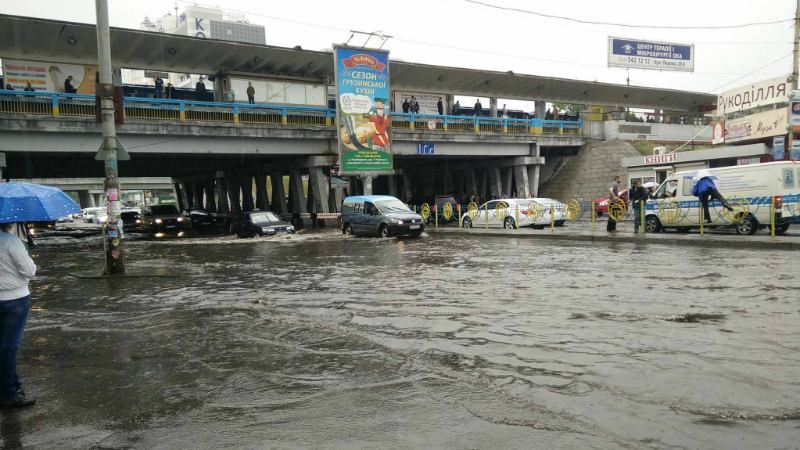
<box><xmin>0</xmin><ymin>89</ymin><xmax>581</xmax><ymax>136</ymax></box>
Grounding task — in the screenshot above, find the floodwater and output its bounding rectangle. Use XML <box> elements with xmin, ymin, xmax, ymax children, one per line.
<box><xmin>5</xmin><ymin>231</ymin><xmax>800</xmax><ymax>449</ymax></box>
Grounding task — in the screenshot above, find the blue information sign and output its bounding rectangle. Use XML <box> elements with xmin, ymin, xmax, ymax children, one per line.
<box><xmin>791</xmin><ymin>141</ymin><xmax>800</xmax><ymax>161</ymax></box>
<box><xmin>608</xmin><ymin>37</ymin><xmax>694</xmax><ymax>72</ymax></box>
<box><xmin>417</xmin><ymin>142</ymin><xmax>435</xmax><ymax>155</ymax></box>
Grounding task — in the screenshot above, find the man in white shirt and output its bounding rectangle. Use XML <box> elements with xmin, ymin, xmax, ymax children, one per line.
<box><xmin>0</xmin><ymin>222</ymin><xmax>37</xmax><ymax>408</ymax></box>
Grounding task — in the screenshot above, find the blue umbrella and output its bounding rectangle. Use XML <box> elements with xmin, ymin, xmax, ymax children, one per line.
<box><xmin>0</xmin><ymin>182</ymin><xmax>82</xmax><ymax>223</ymax></box>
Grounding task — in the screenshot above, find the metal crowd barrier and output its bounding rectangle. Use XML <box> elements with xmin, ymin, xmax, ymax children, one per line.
<box><xmin>0</xmin><ymin>90</ymin><xmax>96</xmax><ymax>117</ymax></box>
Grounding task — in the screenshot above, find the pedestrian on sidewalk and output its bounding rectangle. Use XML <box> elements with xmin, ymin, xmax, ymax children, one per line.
<box><xmin>154</xmin><ymin>76</ymin><xmax>164</xmax><ymax>99</ymax></box>
<box><xmin>607</xmin><ymin>175</ymin><xmax>622</xmax><ymax>232</ymax></box>
<box><xmin>0</xmin><ymin>223</ymin><xmax>37</xmax><ymax>409</ymax></box>
<box><xmin>629</xmin><ymin>179</ymin><xmax>648</xmax><ymax>233</ymax></box>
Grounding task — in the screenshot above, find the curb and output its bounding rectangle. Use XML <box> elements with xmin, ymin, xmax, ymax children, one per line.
<box><xmin>430</xmin><ymin>228</ymin><xmax>799</xmax><ymax>251</ymax></box>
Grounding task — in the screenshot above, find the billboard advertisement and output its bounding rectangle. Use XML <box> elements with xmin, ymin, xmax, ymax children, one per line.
<box><xmin>791</xmin><ymin>98</ymin><xmax>800</xmax><ymax>133</ymax></box>
<box><xmin>394</xmin><ymin>91</ymin><xmax>446</xmax><ymax>115</ymax></box>
<box><xmin>608</xmin><ymin>37</ymin><xmax>694</xmax><ymax>72</ymax></box>
<box><xmin>1</xmin><ymin>59</ymin><xmax>97</xmax><ymax>94</ymax></box>
<box><xmin>724</xmin><ymin>107</ymin><xmax>788</xmax><ymax>143</ymax></box>
<box><xmin>717</xmin><ymin>75</ymin><xmax>789</xmax><ymax>115</ymax></box>
<box><xmin>334</xmin><ymin>46</ymin><xmax>392</xmax><ymax>174</ymax></box>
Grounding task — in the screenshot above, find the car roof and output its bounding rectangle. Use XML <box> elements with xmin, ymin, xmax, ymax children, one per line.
<box><xmin>343</xmin><ymin>195</ymin><xmax>399</xmax><ymax>202</ymax></box>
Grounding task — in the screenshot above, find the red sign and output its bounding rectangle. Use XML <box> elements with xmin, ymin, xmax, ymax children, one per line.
<box><xmin>643</xmin><ymin>153</ymin><xmax>678</xmax><ymax>165</ymax></box>
<box><xmin>341</xmin><ymin>54</ymin><xmax>386</xmax><ymax>71</ymax></box>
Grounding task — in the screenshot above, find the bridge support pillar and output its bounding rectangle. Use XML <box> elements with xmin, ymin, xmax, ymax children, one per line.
<box><xmin>308</xmin><ymin>167</ymin><xmax>330</xmax><ymax>214</ymax></box>
<box><xmin>527</xmin><ymin>165</ymin><xmax>540</xmax><ymax>198</ymax></box>
<box><xmin>514</xmin><ymin>165</ymin><xmax>531</xmax><ymax>199</ymax></box>
<box><xmin>78</xmin><ymin>190</ymin><xmax>95</xmax><ymax>208</ymax></box>
<box><xmin>478</xmin><ymin>170</ymin><xmax>488</xmax><ymax>202</ymax></box>
<box><xmin>503</xmin><ymin>167</ymin><xmax>513</xmax><ymax>198</ymax></box>
<box><xmin>288</xmin><ymin>170</ymin><xmax>307</xmax><ymax>214</ymax></box>
<box><xmin>216</xmin><ymin>173</ymin><xmax>230</xmax><ymax>214</ymax></box>
<box><xmin>488</xmin><ymin>167</ymin><xmax>502</xmax><ymax>199</ymax></box>
<box><xmin>270</xmin><ymin>172</ymin><xmax>287</xmax><ymax>214</ymax></box>
<box><xmin>465</xmin><ymin>169</ymin><xmax>478</xmax><ymax>202</ymax></box>
<box><xmin>240</xmin><ymin>175</ymin><xmax>255</xmax><ymax>212</ymax></box>
<box><xmin>255</xmin><ymin>173</ymin><xmax>269</xmax><ymax>210</ymax></box>
<box><xmin>387</xmin><ymin>175</ymin><xmax>399</xmax><ymax>198</ymax></box>
<box><xmin>173</xmin><ymin>184</ymin><xmax>185</xmax><ymax>211</ymax></box>
<box><xmin>226</xmin><ymin>177</ymin><xmax>241</xmax><ymax>213</ymax></box>
<box><xmin>183</xmin><ymin>182</ymin><xmax>195</xmax><ymax>209</ymax></box>
<box><xmin>402</xmin><ymin>173</ymin><xmax>413</xmax><ymax>203</ymax></box>
<box><xmin>490</xmin><ymin>97</ymin><xmax>498</xmax><ymax>117</ymax></box>
<box><xmin>204</xmin><ymin>180</ymin><xmax>217</xmax><ymax>212</ymax></box>
<box><xmin>192</xmin><ymin>181</ymin><xmax>205</xmax><ymax>211</ymax></box>
<box><xmin>535</xmin><ymin>100</ymin><xmax>546</xmax><ymax>119</ymax></box>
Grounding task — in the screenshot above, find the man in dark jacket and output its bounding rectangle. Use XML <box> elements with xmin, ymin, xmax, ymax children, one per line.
<box><xmin>154</xmin><ymin>76</ymin><xmax>164</xmax><ymax>99</ymax></box>
<box><xmin>63</xmin><ymin>76</ymin><xmax>77</xmax><ymax>94</ymax></box>
<box><xmin>629</xmin><ymin>179</ymin><xmax>648</xmax><ymax>233</ymax></box>
<box><xmin>474</xmin><ymin>99</ymin><xmax>483</xmax><ymax>116</ymax></box>
<box><xmin>402</xmin><ymin>98</ymin><xmax>410</xmax><ymax>113</ymax></box>
<box><xmin>437</xmin><ymin>97</ymin><xmax>444</xmax><ymax>115</ymax></box>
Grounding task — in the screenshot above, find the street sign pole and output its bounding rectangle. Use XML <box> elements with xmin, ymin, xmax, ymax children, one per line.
<box><xmin>96</xmin><ymin>0</ymin><xmax>124</xmax><ymax>274</ymax></box>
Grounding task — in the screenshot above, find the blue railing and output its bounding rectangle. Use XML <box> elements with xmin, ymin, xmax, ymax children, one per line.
<box><xmin>0</xmin><ymin>90</ymin><xmax>582</xmax><ymax>135</ymax></box>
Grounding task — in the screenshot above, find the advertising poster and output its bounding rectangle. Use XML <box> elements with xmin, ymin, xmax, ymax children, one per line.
<box><xmin>724</xmin><ymin>107</ymin><xmax>788</xmax><ymax>143</ymax></box>
<box><xmin>791</xmin><ymin>99</ymin><xmax>800</xmax><ymax>133</ymax></box>
<box><xmin>334</xmin><ymin>46</ymin><xmax>392</xmax><ymax>174</ymax></box>
<box><xmin>2</xmin><ymin>59</ymin><xmax>97</xmax><ymax>94</ymax></box>
<box><xmin>608</xmin><ymin>37</ymin><xmax>694</xmax><ymax>72</ymax></box>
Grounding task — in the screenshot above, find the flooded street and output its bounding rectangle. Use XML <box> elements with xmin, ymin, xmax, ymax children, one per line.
<box><xmin>6</xmin><ymin>231</ymin><xmax>800</xmax><ymax>449</ymax></box>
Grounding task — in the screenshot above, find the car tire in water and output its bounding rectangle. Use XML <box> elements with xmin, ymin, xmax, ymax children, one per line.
<box><xmin>735</xmin><ymin>214</ymin><xmax>758</xmax><ymax>235</ymax></box>
<box><xmin>410</xmin><ymin>230</ymin><xmax>423</xmax><ymax>238</ymax></box>
<box><xmin>462</xmin><ymin>217</ymin><xmax>473</xmax><ymax>228</ymax></box>
<box><xmin>644</xmin><ymin>216</ymin><xmax>662</xmax><ymax>233</ymax></box>
<box><xmin>343</xmin><ymin>223</ymin><xmax>353</xmax><ymax>235</ymax></box>
<box><xmin>504</xmin><ymin>217</ymin><xmax>515</xmax><ymax>229</ymax></box>
<box><xmin>378</xmin><ymin>224</ymin><xmax>390</xmax><ymax>238</ymax></box>
<box><xmin>775</xmin><ymin>224</ymin><xmax>790</xmax><ymax>235</ymax></box>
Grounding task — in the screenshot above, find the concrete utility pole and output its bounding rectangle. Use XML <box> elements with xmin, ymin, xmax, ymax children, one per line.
<box><xmin>96</xmin><ymin>0</ymin><xmax>125</xmax><ymax>274</ymax></box>
<box><xmin>794</xmin><ymin>0</ymin><xmax>800</xmax><ymax>91</ymax></box>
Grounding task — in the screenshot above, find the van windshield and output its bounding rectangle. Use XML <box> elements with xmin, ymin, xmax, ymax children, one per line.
<box><xmin>375</xmin><ymin>199</ymin><xmax>411</xmax><ymax>213</ymax></box>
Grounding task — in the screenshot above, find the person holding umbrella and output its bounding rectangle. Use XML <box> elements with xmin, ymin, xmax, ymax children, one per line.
<box><xmin>0</xmin><ymin>182</ymin><xmax>80</xmax><ymax>408</ymax></box>
<box><xmin>0</xmin><ymin>223</ymin><xmax>37</xmax><ymax>408</ymax></box>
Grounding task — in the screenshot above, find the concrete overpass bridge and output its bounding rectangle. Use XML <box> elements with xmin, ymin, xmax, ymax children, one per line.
<box><xmin>0</xmin><ymin>14</ymin><xmax>714</xmax><ymax>214</ymax></box>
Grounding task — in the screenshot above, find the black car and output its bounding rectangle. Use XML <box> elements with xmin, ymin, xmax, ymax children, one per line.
<box><xmin>142</xmin><ymin>204</ymin><xmax>191</xmax><ymax>236</ymax></box>
<box><xmin>230</xmin><ymin>210</ymin><xmax>295</xmax><ymax>238</ymax></box>
<box><xmin>187</xmin><ymin>209</ymin><xmax>214</xmax><ymax>229</ymax></box>
<box><xmin>120</xmin><ymin>208</ymin><xmax>145</xmax><ymax>232</ymax></box>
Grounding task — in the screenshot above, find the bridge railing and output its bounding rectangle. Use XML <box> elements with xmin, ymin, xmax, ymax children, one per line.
<box><xmin>0</xmin><ymin>90</ymin><xmax>581</xmax><ymax>136</ymax></box>
<box><xmin>0</xmin><ymin>90</ymin><xmax>96</xmax><ymax>117</ymax></box>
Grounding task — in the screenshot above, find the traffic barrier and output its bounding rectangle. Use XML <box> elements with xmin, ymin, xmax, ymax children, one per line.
<box><xmin>420</xmin><ymin>203</ymin><xmax>431</xmax><ymax>222</ymax></box>
<box><xmin>720</xmin><ymin>196</ymin><xmax>749</xmax><ymax>224</ymax></box>
<box><xmin>658</xmin><ymin>198</ymin><xmax>683</xmax><ymax>224</ymax></box>
<box><xmin>607</xmin><ymin>198</ymin><xmax>628</xmax><ymax>222</ymax></box>
<box><xmin>564</xmin><ymin>199</ymin><xmax>582</xmax><ymax>221</ymax></box>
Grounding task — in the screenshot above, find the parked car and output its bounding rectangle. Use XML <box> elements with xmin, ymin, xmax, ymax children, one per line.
<box><xmin>460</xmin><ymin>198</ymin><xmax>566</xmax><ymax>229</ymax></box>
<box><xmin>594</xmin><ymin>189</ymin><xmax>629</xmax><ymax>217</ymax></box>
<box><xmin>141</xmin><ymin>204</ymin><xmax>190</xmax><ymax>236</ymax></box>
<box><xmin>341</xmin><ymin>195</ymin><xmax>425</xmax><ymax>238</ymax></box>
<box><xmin>82</xmin><ymin>207</ymin><xmax>108</xmax><ymax>224</ymax></box>
<box><xmin>230</xmin><ymin>210</ymin><xmax>295</xmax><ymax>238</ymax></box>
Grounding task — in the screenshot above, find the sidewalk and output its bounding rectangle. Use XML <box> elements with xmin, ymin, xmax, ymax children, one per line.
<box><xmin>430</xmin><ymin>221</ymin><xmax>800</xmax><ymax>250</ymax></box>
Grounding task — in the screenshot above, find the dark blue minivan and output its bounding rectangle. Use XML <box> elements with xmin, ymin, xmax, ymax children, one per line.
<box><xmin>341</xmin><ymin>195</ymin><xmax>425</xmax><ymax>238</ymax></box>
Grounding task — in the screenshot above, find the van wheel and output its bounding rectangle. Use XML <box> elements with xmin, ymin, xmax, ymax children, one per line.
<box><xmin>462</xmin><ymin>217</ymin><xmax>473</xmax><ymax>228</ymax></box>
<box><xmin>343</xmin><ymin>223</ymin><xmax>353</xmax><ymax>235</ymax></box>
<box><xmin>644</xmin><ymin>216</ymin><xmax>662</xmax><ymax>233</ymax></box>
<box><xmin>378</xmin><ymin>224</ymin><xmax>390</xmax><ymax>238</ymax></box>
<box><xmin>775</xmin><ymin>224</ymin><xmax>790</xmax><ymax>235</ymax></box>
<box><xmin>503</xmin><ymin>217</ymin><xmax>516</xmax><ymax>229</ymax></box>
<box><xmin>735</xmin><ymin>214</ymin><xmax>758</xmax><ymax>235</ymax></box>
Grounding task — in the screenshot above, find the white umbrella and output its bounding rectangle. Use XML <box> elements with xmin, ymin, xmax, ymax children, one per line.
<box><xmin>642</xmin><ymin>181</ymin><xmax>658</xmax><ymax>189</ymax></box>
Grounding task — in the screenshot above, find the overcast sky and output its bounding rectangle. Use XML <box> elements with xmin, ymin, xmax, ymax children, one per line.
<box><xmin>1</xmin><ymin>0</ymin><xmax>795</xmax><ymax>96</ymax></box>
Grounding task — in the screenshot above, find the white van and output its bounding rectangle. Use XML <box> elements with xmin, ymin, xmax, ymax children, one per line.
<box><xmin>644</xmin><ymin>162</ymin><xmax>799</xmax><ymax>235</ymax></box>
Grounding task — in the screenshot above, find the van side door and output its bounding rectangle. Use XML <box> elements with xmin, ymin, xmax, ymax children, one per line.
<box><xmin>364</xmin><ymin>202</ymin><xmax>381</xmax><ymax>235</ymax></box>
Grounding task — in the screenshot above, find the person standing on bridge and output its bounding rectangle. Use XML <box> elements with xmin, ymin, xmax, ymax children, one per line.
<box><xmin>0</xmin><ymin>222</ymin><xmax>37</xmax><ymax>409</ymax></box>
<box><xmin>195</xmin><ymin>79</ymin><xmax>207</xmax><ymax>96</ymax></box>
<box><xmin>410</xmin><ymin>97</ymin><xmax>420</xmax><ymax>114</ymax></box>
<box><xmin>437</xmin><ymin>97</ymin><xmax>444</xmax><ymax>115</ymax></box>
<box><xmin>474</xmin><ymin>99</ymin><xmax>482</xmax><ymax>117</ymax></box>
<box><xmin>453</xmin><ymin>100</ymin><xmax>460</xmax><ymax>115</ymax></box>
<box><xmin>63</xmin><ymin>76</ymin><xmax>77</xmax><ymax>94</ymax></box>
<box><xmin>166</xmin><ymin>83</ymin><xmax>176</xmax><ymax>99</ymax></box>
<box><xmin>23</xmin><ymin>83</ymin><xmax>34</xmax><ymax>92</ymax></box>
<box><xmin>402</xmin><ymin>98</ymin><xmax>410</xmax><ymax>113</ymax></box>
<box><xmin>154</xmin><ymin>76</ymin><xmax>164</xmax><ymax>99</ymax></box>
<box><xmin>247</xmin><ymin>82</ymin><xmax>256</xmax><ymax>104</ymax></box>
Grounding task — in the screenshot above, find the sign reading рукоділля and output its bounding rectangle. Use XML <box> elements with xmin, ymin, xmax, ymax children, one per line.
<box><xmin>334</xmin><ymin>46</ymin><xmax>392</xmax><ymax>174</ymax></box>
<box><xmin>608</xmin><ymin>37</ymin><xmax>694</xmax><ymax>72</ymax></box>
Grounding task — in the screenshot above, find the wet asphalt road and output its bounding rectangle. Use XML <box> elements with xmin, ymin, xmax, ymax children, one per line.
<box><xmin>3</xmin><ymin>230</ymin><xmax>799</xmax><ymax>449</ymax></box>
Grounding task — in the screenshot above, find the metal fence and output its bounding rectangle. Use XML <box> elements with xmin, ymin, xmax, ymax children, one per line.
<box><xmin>0</xmin><ymin>90</ymin><xmax>582</xmax><ymax>137</ymax></box>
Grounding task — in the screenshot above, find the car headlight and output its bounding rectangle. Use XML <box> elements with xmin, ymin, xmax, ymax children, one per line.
<box><xmin>154</xmin><ymin>219</ymin><xmax>162</xmax><ymax>224</ymax></box>
<box><xmin>393</xmin><ymin>219</ymin><xmax>403</xmax><ymax>224</ymax></box>
<box><xmin>135</xmin><ymin>219</ymin><xmax>142</xmax><ymax>224</ymax></box>
<box><xmin>288</xmin><ymin>226</ymin><xmax>295</xmax><ymax>232</ymax></box>
<box><xmin>177</xmin><ymin>217</ymin><xmax>184</xmax><ymax>222</ymax></box>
